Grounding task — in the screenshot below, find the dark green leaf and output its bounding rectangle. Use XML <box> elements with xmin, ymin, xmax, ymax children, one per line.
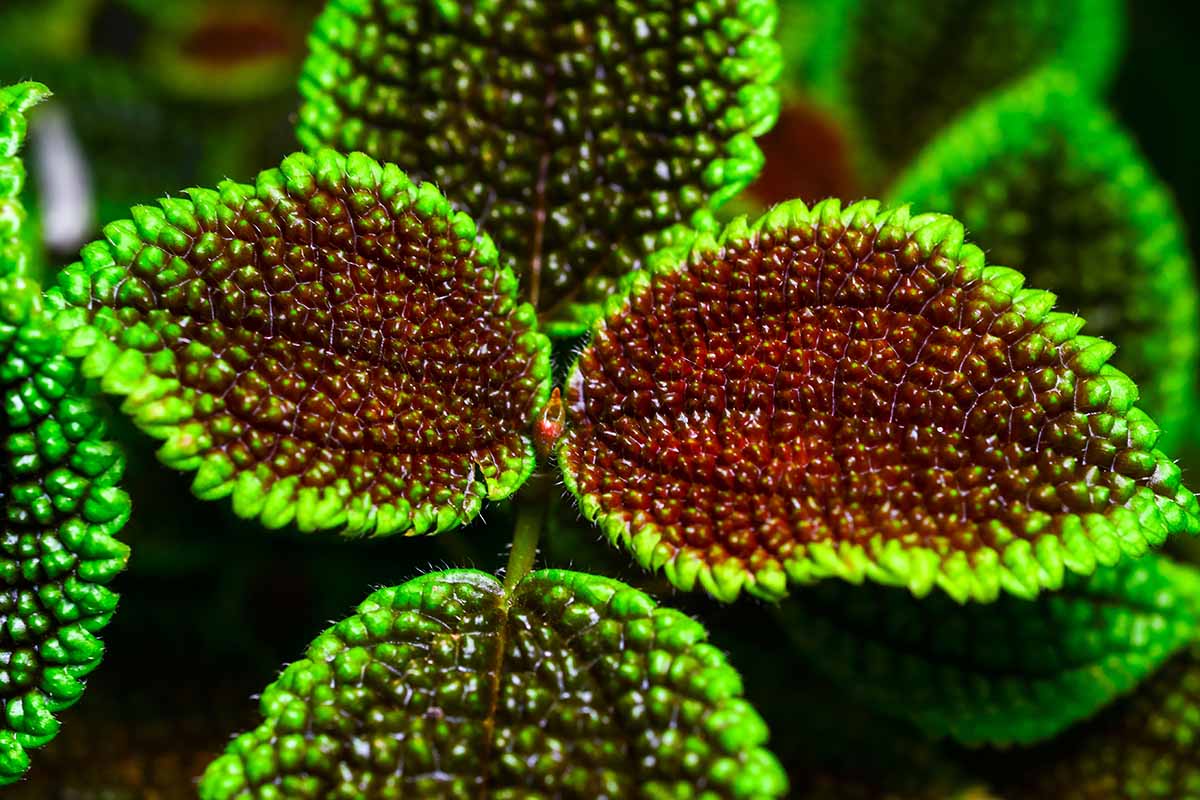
<box><xmin>297</xmin><ymin>0</ymin><xmax>781</xmax><ymax>335</ymax></box>
<box><xmin>776</xmin><ymin>555</ymin><xmax>1200</xmax><ymax>745</ymax></box>
<box><xmin>806</xmin><ymin>0</ymin><xmax>1122</xmax><ymax>181</ymax></box>
<box><xmin>992</xmin><ymin>641</ymin><xmax>1200</xmax><ymax>798</ymax></box>
<box><xmin>200</xmin><ymin>569</ymin><xmax>788</xmax><ymax>799</ymax></box>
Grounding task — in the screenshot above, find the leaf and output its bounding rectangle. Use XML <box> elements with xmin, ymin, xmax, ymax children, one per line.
<box><xmin>297</xmin><ymin>0</ymin><xmax>781</xmax><ymax>336</ymax></box>
<box><xmin>888</xmin><ymin>69</ymin><xmax>1200</xmax><ymax>454</ymax></box>
<box><xmin>0</xmin><ymin>279</ymin><xmax>132</xmax><ymax>784</ymax></box>
<box><xmin>199</xmin><ymin>569</ymin><xmax>788</xmax><ymax>799</ymax></box>
<box><xmin>776</xmin><ymin>555</ymin><xmax>1200</xmax><ymax>745</ymax></box>
<box><xmin>0</xmin><ymin>79</ymin><xmax>130</xmax><ymax>786</ymax></box>
<box><xmin>806</xmin><ymin>0</ymin><xmax>1123</xmax><ymax>181</ymax></box>
<box><xmin>559</xmin><ymin>198</ymin><xmax>1200</xmax><ymax>602</ymax></box>
<box><xmin>0</xmin><ymin>82</ymin><xmax>50</xmax><ymax>280</ymax></box>
<box><xmin>46</xmin><ymin>148</ymin><xmax>551</xmax><ymax>538</ymax></box>
<box><xmin>991</xmin><ymin>641</ymin><xmax>1200</xmax><ymax>799</ymax></box>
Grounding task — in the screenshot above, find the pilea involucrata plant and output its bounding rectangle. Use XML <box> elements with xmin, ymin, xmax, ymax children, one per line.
<box><xmin>4</xmin><ymin>0</ymin><xmax>1200</xmax><ymax>797</ymax></box>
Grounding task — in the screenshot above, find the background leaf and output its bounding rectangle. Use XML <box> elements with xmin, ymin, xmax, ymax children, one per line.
<box><xmin>559</xmin><ymin>198</ymin><xmax>1199</xmax><ymax>602</ymax></box>
<box><xmin>775</xmin><ymin>555</ymin><xmax>1200</xmax><ymax>745</ymax></box>
<box><xmin>45</xmin><ymin>149</ymin><xmax>551</xmax><ymax>538</ymax></box>
<box><xmin>200</xmin><ymin>568</ymin><xmax>787</xmax><ymax>799</ymax></box>
<box><xmin>805</xmin><ymin>0</ymin><xmax>1123</xmax><ymax>184</ymax></box>
<box><xmin>889</xmin><ymin>69</ymin><xmax>1200</xmax><ymax>454</ymax></box>
<box><xmin>985</xmin><ymin>641</ymin><xmax>1200</xmax><ymax>799</ymax></box>
<box><xmin>297</xmin><ymin>0</ymin><xmax>781</xmax><ymax>335</ymax></box>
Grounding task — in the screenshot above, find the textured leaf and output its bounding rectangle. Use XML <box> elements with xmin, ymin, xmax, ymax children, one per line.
<box><xmin>46</xmin><ymin>149</ymin><xmax>551</xmax><ymax>538</ymax></box>
<box><xmin>0</xmin><ymin>278</ymin><xmax>132</xmax><ymax>784</ymax></box>
<box><xmin>776</xmin><ymin>555</ymin><xmax>1200</xmax><ymax>745</ymax></box>
<box><xmin>0</xmin><ymin>82</ymin><xmax>50</xmax><ymax>280</ymax></box>
<box><xmin>888</xmin><ymin>70</ymin><xmax>1200</xmax><ymax>455</ymax></box>
<box><xmin>559</xmin><ymin>198</ymin><xmax>1200</xmax><ymax>602</ymax></box>
<box><xmin>992</xmin><ymin>642</ymin><xmax>1200</xmax><ymax>799</ymax></box>
<box><xmin>200</xmin><ymin>569</ymin><xmax>787</xmax><ymax>799</ymax></box>
<box><xmin>297</xmin><ymin>0</ymin><xmax>781</xmax><ymax>335</ymax></box>
<box><xmin>806</xmin><ymin>0</ymin><xmax>1123</xmax><ymax>181</ymax></box>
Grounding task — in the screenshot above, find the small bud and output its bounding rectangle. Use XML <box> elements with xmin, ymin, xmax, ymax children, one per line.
<box><xmin>535</xmin><ymin>387</ymin><xmax>565</xmax><ymax>462</ymax></box>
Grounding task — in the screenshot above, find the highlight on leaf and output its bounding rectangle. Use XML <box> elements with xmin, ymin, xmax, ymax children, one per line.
<box><xmin>992</xmin><ymin>641</ymin><xmax>1200</xmax><ymax>799</ymax></box>
<box><xmin>199</xmin><ymin>569</ymin><xmax>788</xmax><ymax>799</ymax></box>
<box><xmin>297</xmin><ymin>0</ymin><xmax>782</xmax><ymax>335</ymax></box>
<box><xmin>0</xmin><ymin>82</ymin><xmax>50</xmax><ymax>281</ymax></box>
<box><xmin>806</xmin><ymin>0</ymin><xmax>1123</xmax><ymax>181</ymax></box>
<box><xmin>889</xmin><ymin>69</ymin><xmax>1200</xmax><ymax>453</ymax></box>
<box><xmin>45</xmin><ymin>148</ymin><xmax>551</xmax><ymax>538</ymax></box>
<box><xmin>559</xmin><ymin>198</ymin><xmax>1200</xmax><ymax>603</ymax></box>
<box><xmin>776</xmin><ymin>554</ymin><xmax>1200</xmax><ymax>746</ymax></box>
<box><xmin>0</xmin><ymin>276</ymin><xmax>131</xmax><ymax>785</ymax></box>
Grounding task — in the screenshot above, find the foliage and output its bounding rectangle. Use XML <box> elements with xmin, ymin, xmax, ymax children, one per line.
<box><xmin>2</xmin><ymin>0</ymin><xmax>1200</xmax><ymax>795</ymax></box>
<box><xmin>889</xmin><ymin>69</ymin><xmax>1199</xmax><ymax>452</ymax></box>
<box><xmin>561</xmin><ymin>198</ymin><xmax>1198</xmax><ymax>602</ymax></box>
<box><xmin>297</xmin><ymin>0</ymin><xmax>781</xmax><ymax>335</ymax></box>
<box><xmin>46</xmin><ymin>149</ymin><xmax>550</xmax><ymax>537</ymax></box>
<box><xmin>201</xmin><ymin>569</ymin><xmax>787</xmax><ymax>799</ymax></box>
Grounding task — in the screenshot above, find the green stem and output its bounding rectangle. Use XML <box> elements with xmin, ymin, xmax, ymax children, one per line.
<box><xmin>503</xmin><ymin>472</ymin><xmax>551</xmax><ymax>596</ymax></box>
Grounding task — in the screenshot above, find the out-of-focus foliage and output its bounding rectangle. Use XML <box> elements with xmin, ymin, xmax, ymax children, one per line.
<box><xmin>777</xmin><ymin>556</ymin><xmax>1200</xmax><ymax>745</ymax></box>
<box><xmin>804</xmin><ymin>0</ymin><xmax>1123</xmax><ymax>184</ymax></box>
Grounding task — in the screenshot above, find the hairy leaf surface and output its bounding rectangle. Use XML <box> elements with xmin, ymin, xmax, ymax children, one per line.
<box><xmin>994</xmin><ymin>641</ymin><xmax>1200</xmax><ymax>799</ymax></box>
<box><xmin>776</xmin><ymin>555</ymin><xmax>1200</xmax><ymax>745</ymax></box>
<box><xmin>200</xmin><ymin>569</ymin><xmax>787</xmax><ymax>799</ymax></box>
<box><xmin>298</xmin><ymin>0</ymin><xmax>781</xmax><ymax>335</ymax></box>
<box><xmin>560</xmin><ymin>199</ymin><xmax>1199</xmax><ymax>602</ymax></box>
<box><xmin>47</xmin><ymin>149</ymin><xmax>551</xmax><ymax>538</ymax></box>
<box><xmin>889</xmin><ymin>70</ymin><xmax>1200</xmax><ymax>454</ymax></box>
<box><xmin>807</xmin><ymin>0</ymin><xmax>1122</xmax><ymax>181</ymax></box>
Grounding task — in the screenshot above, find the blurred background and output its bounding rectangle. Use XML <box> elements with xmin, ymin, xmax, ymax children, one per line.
<box><xmin>2</xmin><ymin>0</ymin><xmax>1198</xmax><ymax>796</ymax></box>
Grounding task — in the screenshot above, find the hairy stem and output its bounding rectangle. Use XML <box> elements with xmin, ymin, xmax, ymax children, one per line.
<box><xmin>503</xmin><ymin>472</ymin><xmax>552</xmax><ymax>596</ymax></box>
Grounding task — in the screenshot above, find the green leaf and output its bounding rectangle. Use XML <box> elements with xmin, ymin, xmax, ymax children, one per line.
<box><xmin>806</xmin><ymin>0</ymin><xmax>1123</xmax><ymax>181</ymax></box>
<box><xmin>46</xmin><ymin>148</ymin><xmax>551</xmax><ymax>538</ymax></box>
<box><xmin>888</xmin><ymin>69</ymin><xmax>1200</xmax><ymax>454</ymax></box>
<box><xmin>991</xmin><ymin>641</ymin><xmax>1200</xmax><ymax>799</ymax></box>
<box><xmin>0</xmin><ymin>277</ymin><xmax>132</xmax><ymax>784</ymax></box>
<box><xmin>776</xmin><ymin>555</ymin><xmax>1200</xmax><ymax>746</ymax></box>
<box><xmin>297</xmin><ymin>0</ymin><xmax>782</xmax><ymax>336</ymax></box>
<box><xmin>199</xmin><ymin>569</ymin><xmax>787</xmax><ymax>799</ymax></box>
<box><xmin>559</xmin><ymin>198</ymin><xmax>1200</xmax><ymax>602</ymax></box>
<box><xmin>0</xmin><ymin>81</ymin><xmax>50</xmax><ymax>281</ymax></box>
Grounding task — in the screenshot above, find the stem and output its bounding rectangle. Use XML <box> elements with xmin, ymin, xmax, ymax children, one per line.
<box><xmin>503</xmin><ymin>473</ymin><xmax>551</xmax><ymax>596</ymax></box>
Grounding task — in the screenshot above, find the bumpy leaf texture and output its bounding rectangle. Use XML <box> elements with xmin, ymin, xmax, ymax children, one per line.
<box><xmin>46</xmin><ymin>149</ymin><xmax>551</xmax><ymax>537</ymax></box>
<box><xmin>0</xmin><ymin>285</ymin><xmax>131</xmax><ymax>783</ymax></box>
<box><xmin>806</xmin><ymin>0</ymin><xmax>1123</xmax><ymax>182</ymax></box>
<box><xmin>297</xmin><ymin>0</ymin><xmax>781</xmax><ymax>335</ymax></box>
<box><xmin>0</xmin><ymin>82</ymin><xmax>48</xmax><ymax>280</ymax></box>
<box><xmin>889</xmin><ymin>70</ymin><xmax>1200</xmax><ymax>454</ymax></box>
<box><xmin>0</xmin><ymin>81</ymin><xmax>131</xmax><ymax>785</ymax></box>
<box><xmin>200</xmin><ymin>569</ymin><xmax>787</xmax><ymax>799</ymax></box>
<box><xmin>993</xmin><ymin>642</ymin><xmax>1200</xmax><ymax>799</ymax></box>
<box><xmin>776</xmin><ymin>555</ymin><xmax>1200</xmax><ymax>745</ymax></box>
<box><xmin>559</xmin><ymin>199</ymin><xmax>1200</xmax><ymax>602</ymax></box>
